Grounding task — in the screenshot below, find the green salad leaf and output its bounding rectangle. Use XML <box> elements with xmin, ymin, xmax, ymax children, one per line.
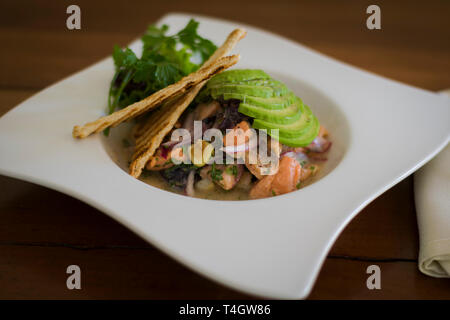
<box><xmin>108</xmin><ymin>19</ymin><xmax>217</xmax><ymax>118</ymax></box>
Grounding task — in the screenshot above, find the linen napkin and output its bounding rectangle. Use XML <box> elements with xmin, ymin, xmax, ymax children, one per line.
<box><xmin>414</xmin><ymin>89</ymin><xmax>450</xmax><ymax>278</ymax></box>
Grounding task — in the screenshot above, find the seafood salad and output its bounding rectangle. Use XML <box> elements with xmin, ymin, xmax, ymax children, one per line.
<box><xmin>72</xmin><ymin>20</ymin><xmax>331</xmax><ymax>200</ymax></box>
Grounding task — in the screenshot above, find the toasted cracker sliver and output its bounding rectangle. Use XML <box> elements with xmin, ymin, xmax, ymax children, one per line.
<box><xmin>202</xmin><ymin>29</ymin><xmax>246</xmax><ymax>68</ymax></box>
<box><xmin>72</xmin><ymin>55</ymin><xmax>239</xmax><ymax>139</ymax></box>
<box><xmin>132</xmin><ymin>98</ymin><xmax>182</xmax><ymax>159</ymax></box>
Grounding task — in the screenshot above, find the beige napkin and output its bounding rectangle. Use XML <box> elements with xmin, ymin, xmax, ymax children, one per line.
<box><xmin>414</xmin><ymin>89</ymin><xmax>450</xmax><ymax>278</ymax></box>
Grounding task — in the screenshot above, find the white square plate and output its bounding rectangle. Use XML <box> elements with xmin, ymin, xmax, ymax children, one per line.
<box><xmin>0</xmin><ymin>13</ymin><xmax>448</xmax><ymax>299</ymax></box>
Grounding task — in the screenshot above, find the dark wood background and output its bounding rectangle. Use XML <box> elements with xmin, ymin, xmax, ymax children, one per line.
<box><xmin>0</xmin><ymin>0</ymin><xmax>449</xmax><ymax>299</ymax></box>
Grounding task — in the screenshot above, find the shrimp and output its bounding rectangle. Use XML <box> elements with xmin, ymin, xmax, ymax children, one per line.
<box><xmin>299</xmin><ymin>164</ymin><xmax>319</xmax><ymax>181</ymax></box>
<box><xmin>305</xmin><ymin>125</ymin><xmax>331</xmax><ymax>153</ymax></box>
<box><xmin>200</xmin><ymin>164</ymin><xmax>244</xmax><ymax>190</ymax></box>
<box><xmin>271</xmin><ymin>156</ymin><xmax>302</xmax><ymax>195</ymax></box>
<box><xmin>245</xmin><ymin>137</ymin><xmax>281</xmax><ymax>179</ymax></box>
<box><xmin>249</xmin><ymin>156</ymin><xmax>302</xmax><ymax>199</ymax></box>
<box><xmin>249</xmin><ymin>175</ymin><xmax>275</xmax><ymax>199</ymax></box>
<box><xmin>145</xmin><ymin>146</ymin><xmax>174</xmax><ymax>171</ymax></box>
<box><xmin>223</xmin><ymin>121</ymin><xmax>251</xmax><ymax>147</ymax></box>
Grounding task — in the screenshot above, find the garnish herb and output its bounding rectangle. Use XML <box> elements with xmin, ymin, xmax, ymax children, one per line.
<box><xmin>108</xmin><ymin>19</ymin><xmax>217</xmax><ymax>124</ymax></box>
<box><xmin>271</xmin><ymin>190</ymin><xmax>276</xmax><ymax>196</ymax></box>
<box><xmin>225</xmin><ymin>165</ymin><xmax>238</xmax><ymax>176</ymax></box>
<box><xmin>210</xmin><ymin>163</ymin><xmax>223</xmax><ymax>182</ymax></box>
<box><xmin>296</xmin><ymin>182</ymin><xmax>301</xmax><ymax>189</ymax></box>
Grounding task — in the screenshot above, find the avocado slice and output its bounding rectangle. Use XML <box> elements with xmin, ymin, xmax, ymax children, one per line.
<box><xmin>209</xmin><ymin>79</ymin><xmax>289</xmax><ymax>97</ymax></box>
<box><xmin>210</xmin><ymin>84</ymin><xmax>274</xmax><ymax>99</ymax></box>
<box><xmin>238</xmin><ymin>100</ymin><xmax>302</xmax><ymax>125</ymax></box>
<box><xmin>252</xmin><ymin>104</ymin><xmax>315</xmax><ymax>138</ymax></box>
<box><xmin>204</xmin><ymin>69</ymin><xmax>321</xmax><ymax>147</ymax></box>
<box><xmin>276</xmin><ymin>116</ymin><xmax>320</xmax><ymax>147</ymax></box>
<box><xmin>220</xmin><ymin>92</ymin><xmax>296</xmax><ymax>110</ymax></box>
<box><xmin>253</xmin><ymin>111</ymin><xmax>319</xmax><ymax>147</ymax></box>
<box><xmin>239</xmin><ymin>79</ymin><xmax>289</xmax><ymax>97</ymax></box>
<box><xmin>207</xmin><ymin>69</ymin><xmax>270</xmax><ymax>87</ymax></box>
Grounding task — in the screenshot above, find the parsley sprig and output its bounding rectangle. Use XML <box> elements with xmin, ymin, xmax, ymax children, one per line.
<box><xmin>108</xmin><ymin>19</ymin><xmax>216</xmax><ymax>116</ymax></box>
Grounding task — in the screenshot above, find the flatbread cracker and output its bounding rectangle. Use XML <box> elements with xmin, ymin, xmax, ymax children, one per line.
<box><xmin>133</xmin><ymin>97</ymin><xmax>183</xmax><ymax>158</ymax></box>
<box><xmin>72</xmin><ymin>55</ymin><xmax>239</xmax><ymax>139</ymax></box>
<box><xmin>129</xmin><ymin>86</ymin><xmax>202</xmax><ymax>177</ymax></box>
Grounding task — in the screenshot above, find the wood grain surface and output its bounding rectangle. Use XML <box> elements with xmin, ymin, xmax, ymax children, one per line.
<box><xmin>0</xmin><ymin>0</ymin><xmax>449</xmax><ymax>299</ymax></box>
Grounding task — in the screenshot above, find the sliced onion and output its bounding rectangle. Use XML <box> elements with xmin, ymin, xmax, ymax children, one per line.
<box><xmin>221</xmin><ymin>139</ymin><xmax>259</xmax><ymax>154</ymax></box>
<box><xmin>281</xmin><ymin>151</ymin><xmax>296</xmax><ymax>159</ymax></box>
<box><xmin>185</xmin><ymin>170</ymin><xmax>196</xmax><ymax>197</ymax></box>
<box><xmin>282</xmin><ymin>151</ymin><xmax>309</xmax><ymax>164</ymax></box>
<box><xmin>235</xmin><ymin>164</ymin><xmax>244</xmax><ymax>181</ymax></box>
<box><xmin>161</xmin><ymin>140</ymin><xmax>179</xmax><ymax>148</ymax></box>
<box><xmin>221</xmin><ymin>143</ymin><xmax>250</xmax><ymax>154</ymax></box>
<box><xmin>307</xmin><ymin>136</ymin><xmax>332</xmax><ymax>153</ymax></box>
<box><xmin>162</xmin><ymin>139</ymin><xmax>191</xmax><ymax>151</ymax></box>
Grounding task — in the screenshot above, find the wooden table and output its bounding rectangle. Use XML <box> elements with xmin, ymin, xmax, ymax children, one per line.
<box><xmin>0</xmin><ymin>0</ymin><xmax>449</xmax><ymax>299</ymax></box>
